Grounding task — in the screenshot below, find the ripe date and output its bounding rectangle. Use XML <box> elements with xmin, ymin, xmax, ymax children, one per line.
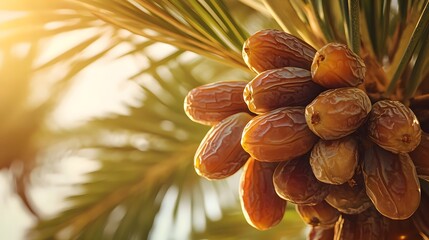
<box><xmin>243</xmin><ymin>67</ymin><xmax>324</xmax><ymax>114</ymax></box>
<box><xmin>241</xmin><ymin>107</ymin><xmax>318</xmax><ymax>162</ymax></box>
<box><xmin>239</xmin><ymin>158</ymin><xmax>286</xmax><ymax>230</ymax></box>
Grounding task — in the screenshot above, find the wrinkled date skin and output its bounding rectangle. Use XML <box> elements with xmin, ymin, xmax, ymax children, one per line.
<box><xmin>308</xmin><ymin>226</ymin><xmax>335</xmax><ymax>240</ymax></box>
<box><xmin>363</xmin><ymin>144</ymin><xmax>421</xmax><ymax>220</ymax></box>
<box><xmin>310</xmin><ymin>136</ymin><xmax>359</xmax><ymax>185</ymax></box>
<box><xmin>239</xmin><ymin>158</ymin><xmax>286</xmax><ymax>230</ymax></box>
<box><xmin>296</xmin><ymin>200</ymin><xmax>340</xmax><ymax>227</ymax></box>
<box><xmin>305</xmin><ymin>88</ymin><xmax>372</xmax><ymax>140</ymax></box>
<box><xmin>194</xmin><ymin>112</ymin><xmax>253</xmax><ymax>180</ymax></box>
<box><xmin>242</xmin><ymin>29</ymin><xmax>316</xmax><ymax>73</ymax></box>
<box><xmin>311</xmin><ymin>43</ymin><xmax>366</xmax><ymax>88</ymax></box>
<box><xmin>273</xmin><ymin>156</ymin><xmax>329</xmax><ymax>205</ymax></box>
<box><xmin>325</xmin><ymin>175</ymin><xmax>373</xmax><ymax>215</ymax></box>
<box><xmin>368</xmin><ymin>100</ymin><xmax>422</xmax><ymax>153</ymax></box>
<box><xmin>241</xmin><ymin>107</ymin><xmax>318</xmax><ymax>162</ymax></box>
<box><xmin>409</xmin><ymin>131</ymin><xmax>429</xmax><ymax>181</ymax></box>
<box><xmin>243</xmin><ymin>67</ymin><xmax>324</xmax><ymax>114</ymax></box>
<box><xmin>184</xmin><ymin>81</ymin><xmax>250</xmax><ymax>125</ymax></box>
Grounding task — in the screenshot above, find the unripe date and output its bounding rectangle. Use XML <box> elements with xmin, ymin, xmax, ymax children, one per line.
<box><xmin>410</xmin><ymin>131</ymin><xmax>429</xmax><ymax>181</ymax></box>
<box><xmin>368</xmin><ymin>100</ymin><xmax>422</xmax><ymax>153</ymax></box>
<box><xmin>241</xmin><ymin>107</ymin><xmax>318</xmax><ymax>162</ymax></box>
<box><xmin>194</xmin><ymin>112</ymin><xmax>253</xmax><ymax>179</ymax></box>
<box><xmin>296</xmin><ymin>200</ymin><xmax>340</xmax><ymax>227</ymax></box>
<box><xmin>311</xmin><ymin>43</ymin><xmax>366</xmax><ymax>88</ymax></box>
<box><xmin>363</xmin><ymin>144</ymin><xmax>421</xmax><ymax>220</ymax></box>
<box><xmin>310</xmin><ymin>136</ymin><xmax>359</xmax><ymax>185</ymax></box>
<box><xmin>243</xmin><ymin>67</ymin><xmax>324</xmax><ymax>114</ymax></box>
<box><xmin>273</xmin><ymin>156</ymin><xmax>329</xmax><ymax>205</ymax></box>
<box><xmin>184</xmin><ymin>81</ymin><xmax>249</xmax><ymax>125</ymax></box>
<box><xmin>242</xmin><ymin>29</ymin><xmax>316</xmax><ymax>73</ymax></box>
<box><xmin>305</xmin><ymin>88</ymin><xmax>371</xmax><ymax>140</ymax></box>
<box><xmin>239</xmin><ymin>159</ymin><xmax>286</xmax><ymax>230</ymax></box>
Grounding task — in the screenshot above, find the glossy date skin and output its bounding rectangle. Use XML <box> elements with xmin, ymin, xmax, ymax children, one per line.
<box><xmin>241</xmin><ymin>107</ymin><xmax>318</xmax><ymax>162</ymax></box>
<box><xmin>242</xmin><ymin>29</ymin><xmax>316</xmax><ymax>73</ymax></box>
<box><xmin>310</xmin><ymin>136</ymin><xmax>359</xmax><ymax>185</ymax></box>
<box><xmin>325</xmin><ymin>174</ymin><xmax>373</xmax><ymax>215</ymax></box>
<box><xmin>368</xmin><ymin>100</ymin><xmax>422</xmax><ymax>153</ymax></box>
<box><xmin>273</xmin><ymin>155</ymin><xmax>329</xmax><ymax>205</ymax></box>
<box><xmin>239</xmin><ymin>159</ymin><xmax>286</xmax><ymax>230</ymax></box>
<box><xmin>194</xmin><ymin>112</ymin><xmax>253</xmax><ymax>180</ymax></box>
<box><xmin>311</xmin><ymin>43</ymin><xmax>366</xmax><ymax>88</ymax></box>
<box><xmin>296</xmin><ymin>200</ymin><xmax>340</xmax><ymax>227</ymax></box>
<box><xmin>243</xmin><ymin>67</ymin><xmax>324</xmax><ymax>114</ymax></box>
<box><xmin>363</xmin><ymin>144</ymin><xmax>421</xmax><ymax>220</ymax></box>
<box><xmin>184</xmin><ymin>81</ymin><xmax>249</xmax><ymax>125</ymax></box>
<box><xmin>305</xmin><ymin>88</ymin><xmax>372</xmax><ymax>140</ymax></box>
<box><xmin>409</xmin><ymin>131</ymin><xmax>429</xmax><ymax>181</ymax></box>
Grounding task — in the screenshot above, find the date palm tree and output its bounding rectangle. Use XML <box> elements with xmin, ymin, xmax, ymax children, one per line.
<box><xmin>0</xmin><ymin>0</ymin><xmax>428</xmax><ymax>239</ymax></box>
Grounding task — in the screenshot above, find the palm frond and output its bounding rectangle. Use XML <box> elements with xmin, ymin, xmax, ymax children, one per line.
<box><xmin>29</xmin><ymin>56</ymin><xmax>248</xmax><ymax>239</ymax></box>
<box><xmin>76</xmin><ymin>0</ymin><xmax>251</xmax><ymax>71</ymax></box>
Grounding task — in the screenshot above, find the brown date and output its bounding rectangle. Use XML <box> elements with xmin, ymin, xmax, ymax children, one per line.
<box><xmin>239</xmin><ymin>158</ymin><xmax>286</xmax><ymax>230</ymax></box>
<box><xmin>273</xmin><ymin>155</ymin><xmax>329</xmax><ymax>205</ymax></box>
<box><xmin>194</xmin><ymin>112</ymin><xmax>252</xmax><ymax>180</ymax></box>
<box><xmin>325</xmin><ymin>176</ymin><xmax>373</xmax><ymax>215</ymax></box>
<box><xmin>308</xmin><ymin>226</ymin><xmax>335</xmax><ymax>240</ymax></box>
<box><xmin>310</xmin><ymin>136</ymin><xmax>358</xmax><ymax>185</ymax></box>
<box><xmin>243</xmin><ymin>67</ymin><xmax>324</xmax><ymax>114</ymax></box>
<box><xmin>368</xmin><ymin>100</ymin><xmax>422</xmax><ymax>153</ymax></box>
<box><xmin>311</xmin><ymin>43</ymin><xmax>366</xmax><ymax>88</ymax></box>
<box><xmin>305</xmin><ymin>87</ymin><xmax>372</xmax><ymax>140</ymax></box>
<box><xmin>363</xmin><ymin>143</ymin><xmax>421</xmax><ymax>220</ymax></box>
<box><xmin>409</xmin><ymin>131</ymin><xmax>429</xmax><ymax>181</ymax></box>
<box><xmin>242</xmin><ymin>29</ymin><xmax>316</xmax><ymax>73</ymax></box>
<box><xmin>296</xmin><ymin>200</ymin><xmax>340</xmax><ymax>227</ymax></box>
<box><xmin>241</xmin><ymin>107</ymin><xmax>318</xmax><ymax>162</ymax></box>
<box><xmin>184</xmin><ymin>81</ymin><xmax>249</xmax><ymax>125</ymax></box>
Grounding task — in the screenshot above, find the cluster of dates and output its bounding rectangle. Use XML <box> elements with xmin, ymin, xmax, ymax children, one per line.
<box><xmin>184</xmin><ymin>29</ymin><xmax>429</xmax><ymax>239</ymax></box>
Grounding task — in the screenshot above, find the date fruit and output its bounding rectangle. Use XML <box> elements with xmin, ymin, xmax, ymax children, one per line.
<box><xmin>363</xmin><ymin>144</ymin><xmax>421</xmax><ymax>220</ymax></box>
<box><xmin>194</xmin><ymin>112</ymin><xmax>252</xmax><ymax>179</ymax></box>
<box><xmin>311</xmin><ymin>43</ymin><xmax>366</xmax><ymax>88</ymax></box>
<box><xmin>241</xmin><ymin>107</ymin><xmax>318</xmax><ymax>162</ymax></box>
<box><xmin>184</xmin><ymin>81</ymin><xmax>249</xmax><ymax>125</ymax></box>
<box><xmin>243</xmin><ymin>67</ymin><xmax>324</xmax><ymax>114</ymax></box>
<box><xmin>410</xmin><ymin>131</ymin><xmax>429</xmax><ymax>181</ymax></box>
<box><xmin>305</xmin><ymin>87</ymin><xmax>372</xmax><ymax>140</ymax></box>
<box><xmin>273</xmin><ymin>155</ymin><xmax>329</xmax><ymax>205</ymax></box>
<box><xmin>239</xmin><ymin>158</ymin><xmax>286</xmax><ymax>230</ymax></box>
<box><xmin>242</xmin><ymin>29</ymin><xmax>316</xmax><ymax>73</ymax></box>
<box><xmin>296</xmin><ymin>200</ymin><xmax>340</xmax><ymax>227</ymax></box>
<box><xmin>368</xmin><ymin>100</ymin><xmax>422</xmax><ymax>153</ymax></box>
<box><xmin>325</xmin><ymin>176</ymin><xmax>373</xmax><ymax>215</ymax></box>
<box><xmin>310</xmin><ymin>136</ymin><xmax>359</xmax><ymax>185</ymax></box>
